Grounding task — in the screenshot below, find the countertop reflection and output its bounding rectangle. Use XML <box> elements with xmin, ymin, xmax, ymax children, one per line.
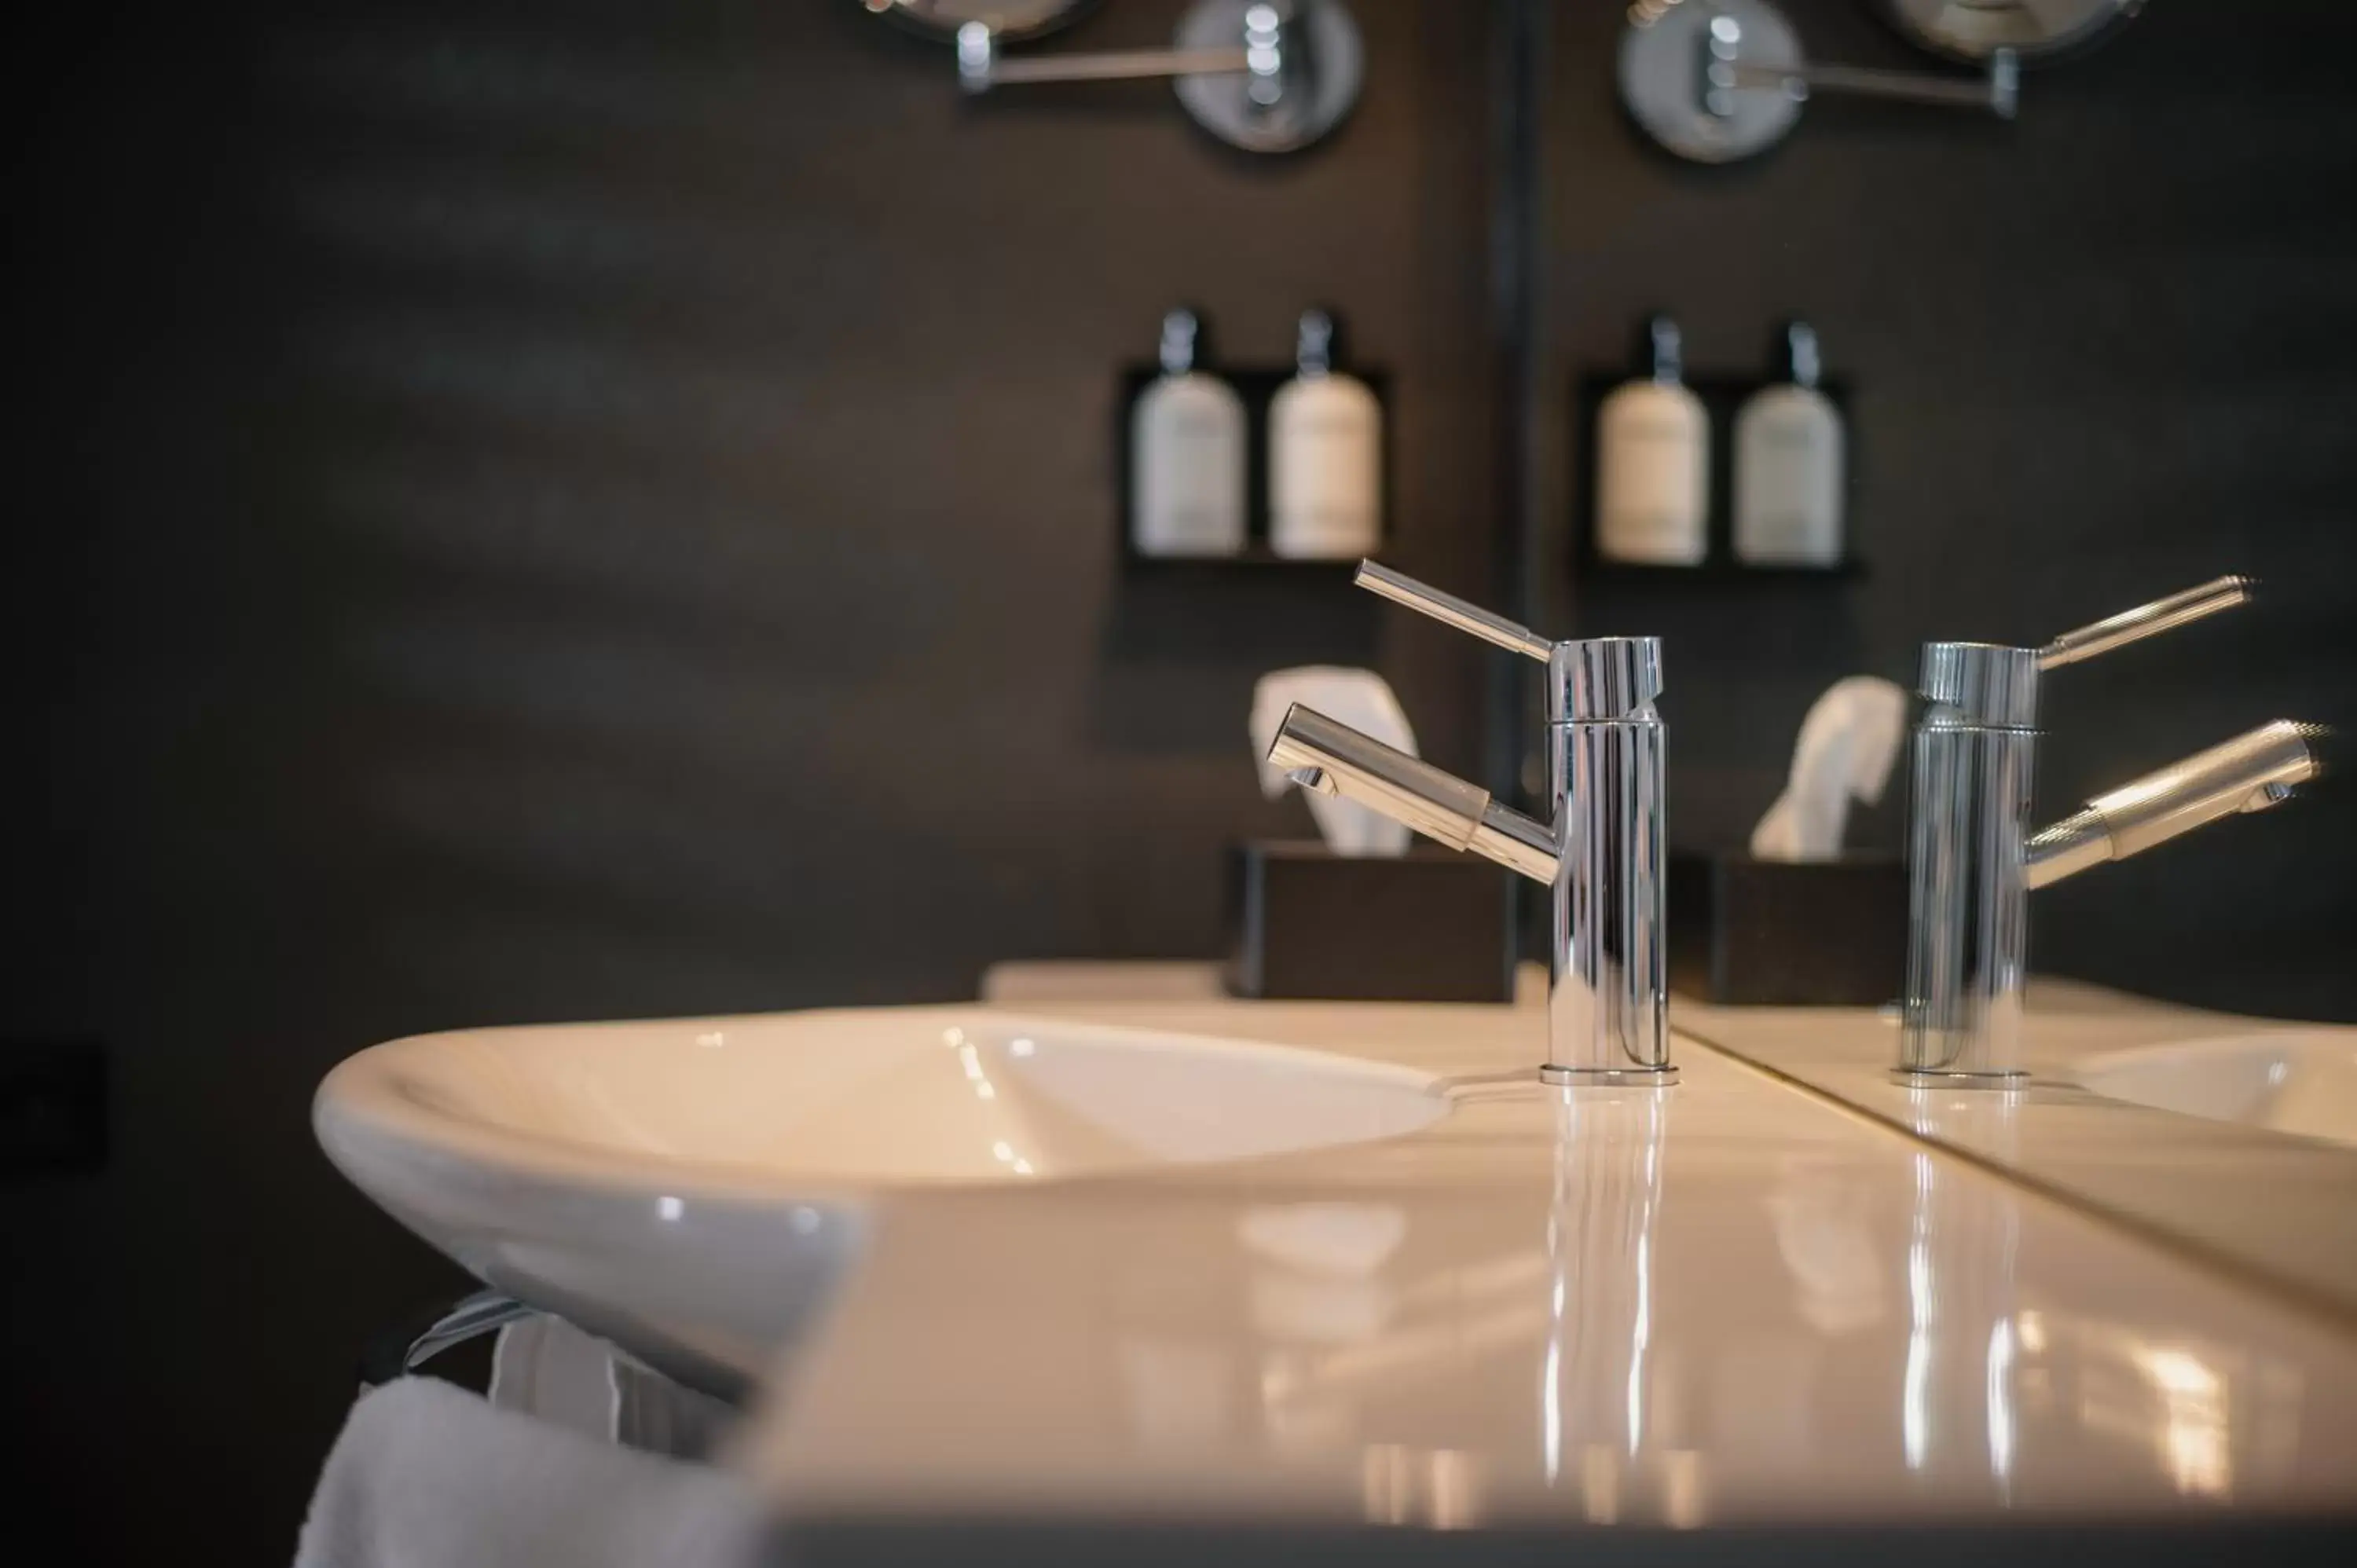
<box><xmin>735</xmin><ymin>1003</ymin><xmax>2357</xmax><ymax>1529</ymax></box>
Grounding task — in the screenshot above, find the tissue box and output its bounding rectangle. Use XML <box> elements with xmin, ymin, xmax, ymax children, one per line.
<box><xmin>1667</xmin><ymin>851</ymin><xmax>1907</xmax><ymax>1006</ymax></box>
<box><xmin>1227</xmin><ymin>841</ymin><xmax>1516</xmax><ymax>1002</ymax></box>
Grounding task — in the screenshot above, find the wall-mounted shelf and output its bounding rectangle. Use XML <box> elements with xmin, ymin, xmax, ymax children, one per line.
<box><xmin>1570</xmin><ymin>369</ymin><xmax>1860</xmax><ymax>581</ymax></box>
<box><xmin>1116</xmin><ymin>363</ymin><xmax>1391</xmax><ymax>571</ymax></box>
<box><xmin>1124</xmin><ymin>548</ymin><xmax>1365</xmax><ymax>572</ymax></box>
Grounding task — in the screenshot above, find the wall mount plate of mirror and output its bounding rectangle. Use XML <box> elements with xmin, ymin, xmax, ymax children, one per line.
<box><xmin>952</xmin><ymin>0</ymin><xmax>1362</xmax><ymax>154</ymax></box>
<box><xmin>861</xmin><ymin>0</ymin><xmax>1098</xmax><ymax>45</ymax></box>
<box><xmin>1619</xmin><ymin>0</ymin><xmax>2016</xmax><ymax>164</ymax></box>
<box><xmin>1879</xmin><ymin>0</ymin><xmax>2145</xmax><ymax>64</ymax></box>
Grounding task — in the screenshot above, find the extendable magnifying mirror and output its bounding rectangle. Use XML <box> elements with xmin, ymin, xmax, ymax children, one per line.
<box><xmin>1619</xmin><ymin>0</ymin><xmax>2017</xmax><ymax>164</ymax></box>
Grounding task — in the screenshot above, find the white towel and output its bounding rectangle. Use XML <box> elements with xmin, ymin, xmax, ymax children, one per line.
<box><xmin>294</xmin><ymin>1376</ymin><xmax>763</xmax><ymax>1568</ymax></box>
<box><xmin>1249</xmin><ymin>666</ymin><xmax>1417</xmax><ymax>856</ymax></box>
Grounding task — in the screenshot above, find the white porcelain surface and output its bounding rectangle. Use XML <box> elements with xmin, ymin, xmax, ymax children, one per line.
<box><xmin>2076</xmin><ymin>1031</ymin><xmax>2357</xmax><ymax>1150</ymax></box>
<box><xmin>314</xmin><ymin>1008</ymin><xmax>1446</xmax><ymax>1390</ymax></box>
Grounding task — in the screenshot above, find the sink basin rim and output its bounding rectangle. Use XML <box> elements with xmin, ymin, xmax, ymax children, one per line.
<box><xmin>2070</xmin><ymin>1028</ymin><xmax>2357</xmax><ymax>1152</ymax></box>
<box><xmin>314</xmin><ymin>1004</ymin><xmax>1453</xmax><ymax>1205</ymax></box>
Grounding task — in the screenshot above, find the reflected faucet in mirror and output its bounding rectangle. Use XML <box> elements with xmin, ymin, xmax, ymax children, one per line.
<box><xmin>1900</xmin><ymin>576</ymin><xmax>2325</xmax><ymax>1085</ymax></box>
<box><xmin>1266</xmin><ymin>562</ymin><xmax>1673</xmax><ymax>1086</ymax></box>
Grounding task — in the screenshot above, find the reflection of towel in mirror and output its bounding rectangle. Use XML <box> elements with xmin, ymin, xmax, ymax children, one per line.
<box><xmin>295</xmin><ymin>1376</ymin><xmax>763</xmax><ymax>1568</ymax></box>
<box><xmin>1750</xmin><ymin>676</ymin><xmax>1908</xmax><ymax>863</ymax></box>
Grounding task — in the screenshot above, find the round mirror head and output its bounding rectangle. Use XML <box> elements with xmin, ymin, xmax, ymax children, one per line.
<box><xmin>1174</xmin><ymin>0</ymin><xmax>1363</xmax><ymax>155</ymax></box>
<box><xmin>861</xmin><ymin>0</ymin><xmax>1095</xmax><ymax>45</ymax></box>
<box><xmin>1879</xmin><ymin>0</ymin><xmax>2144</xmax><ymax>63</ymax></box>
<box><xmin>1619</xmin><ymin>0</ymin><xmax>1803</xmax><ymax>165</ymax></box>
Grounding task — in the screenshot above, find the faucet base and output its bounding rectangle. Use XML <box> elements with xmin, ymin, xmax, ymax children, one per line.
<box><xmin>1888</xmin><ymin>1067</ymin><xmax>2028</xmax><ymax>1090</ymax></box>
<box><xmin>1540</xmin><ymin>1064</ymin><xmax>1679</xmax><ymax>1088</ymax></box>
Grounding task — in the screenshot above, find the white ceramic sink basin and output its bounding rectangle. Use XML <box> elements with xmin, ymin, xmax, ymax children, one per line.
<box><xmin>2073</xmin><ymin>1029</ymin><xmax>2357</xmax><ymax>1150</ymax></box>
<box><xmin>315</xmin><ymin>1007</ymin><xmax>1448</xmax><ymax>1392</ymax></box>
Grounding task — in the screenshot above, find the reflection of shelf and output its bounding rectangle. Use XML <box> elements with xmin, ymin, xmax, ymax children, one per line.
<box><xmin>1117</xmin><ymin>362</ymin><xmax>1391</xmax><ymax>569</ymax></box>
<box><xmin>1575</xmin><ymin>555</ymin><xmax>1867</xmax><ymax>583</ymax></box>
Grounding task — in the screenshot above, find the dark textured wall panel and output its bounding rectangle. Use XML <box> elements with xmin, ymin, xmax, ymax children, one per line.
<box><xmin>5</xmin><ymin>3</ymin><xmax>1498</xmax><ymax>1556</ymax></box>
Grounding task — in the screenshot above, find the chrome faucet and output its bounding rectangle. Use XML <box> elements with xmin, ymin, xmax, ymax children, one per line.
<box><xmin>1899</xmin><ymin>577</ymin><xmax>2324</xmax><ymax>1086</ymax></box>
<box><xmin>1265</xmin><ymin>563</ymin><xmax>1673</xmax><ymax>1086</ymax></box>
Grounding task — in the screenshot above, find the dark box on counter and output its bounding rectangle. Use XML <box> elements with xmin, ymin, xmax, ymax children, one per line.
<box><xmin>1227</xmin><ymin>840</ymin><xmax>1516</xmax><ymax>1002</ymax></box>
<box><xmin>1667</xmin><ymin>850</ymin><xmax>1907</xmax><ymax>1006</ymax></box>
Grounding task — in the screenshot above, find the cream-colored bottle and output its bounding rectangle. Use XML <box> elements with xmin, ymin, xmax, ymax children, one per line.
<box><xmin>1595</xmin><ymin>315</ymin><xmax>1709</xmax><ymax>566</ymax></box>
<box><xmin>1268</xmin><ymin>310</ymin><xmax>1383</xmax><ymax>560</ymax></box>
<box><xmin>1734</xmin><ymin>321</ymin><xmax>1845</xmax><ymax>566</ymax></box>
<box><xmin>1130</xmin><ymin>309</ymin><xmax>1247</xmax><ymax>558</ymax></box>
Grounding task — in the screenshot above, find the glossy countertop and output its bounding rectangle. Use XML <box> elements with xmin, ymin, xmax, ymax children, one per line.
<box><xmin>1673</xmin><ymin>980</ymin><xmax>2357</xmax><ymax>1317</ymax></box>
<box><xmin>734</xmin><ymin>997</ymin><xmax>2357</xmax><ymax>1528</ymax></box>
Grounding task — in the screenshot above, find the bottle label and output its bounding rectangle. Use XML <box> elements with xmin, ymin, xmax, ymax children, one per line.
<box><xmin>1270</xmin><ymin>386</ymin><xmax>1381</xmax><ymax>559</ymax></box>
<box><xmin>1134</xmin><ymin>381</ymin><xmax>1246</xmax><ymax>556</ymax></box>
<box><xmin>1596</xmin><ymin>401</ymin><xmax>1706</xmax><ymax>564</ymax></box>
<box><xmin>1734</xmin><ymin>401</ymin><xmax>1842</xmax><ymax>565</ymax></box>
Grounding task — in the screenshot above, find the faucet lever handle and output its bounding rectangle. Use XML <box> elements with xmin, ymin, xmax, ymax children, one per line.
<box><xmin>1354</xmin><ymin>561</ymin><xmax>1554</xmax><ymax>663</ymax></box>
<box><xmin>2038</xmin><ymin>574</ymin><xmax>2254</xmax><ymax>669</ymax></box>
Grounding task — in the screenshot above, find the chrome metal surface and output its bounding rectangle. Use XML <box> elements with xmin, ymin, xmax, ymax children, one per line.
<box><xmin>958</xmin><ymin>2</ymin><xmax>1361</xmax><ymax>155</ymax></box>
<box><xmin>1730</xmin><ymin>51</ymin><xmax>2018</xmax><ymax>117</ymax></box>
<box><xmin>1901</xmin><ymin>580</ymin><xmax>2315</xmax><ymax>1085</ymax></box>
<box><xmin>1620</xmin><ymin>0</ymin><xmax>2015</xmax><ymax>164</ymax></box>
<box><xmin>1268</xmin><ymin>704</ymin><xmax>1558</xmax><ymax>882</ymax></box>
<box><xmin>1269</xmin><ymin>563</ymin><xmax>1671</xmax><ymax>1083</ymax></box>
<box><xmin>1175</xmin><ymin>0</ymin><xmax>1361</xmax><ymax>152</ymax></box>
<box><xmin>1901</xmin><ymin>717</ymin><xmax>2035</xmax><ymax>1081</ymax></box>
<box><xmin>1540</xmin><ymin>1064</ymin><xmax>1679</xmax><ymax>1086</ymax></box>
<box><xmin>1354</xmin><ymin>560</ymin><xmax>1553</xmax><ymax>664</ymax></box>
<box><xmin>1920</xmin><ymin>642</ymin><xmax>2041</xmax><ymax>727</ymax></box>
<box><xmin>361</xmin><ymin>1288</ymin><xmax>537</xmax><ymax>1387</ymax></box>
<box><xmin>2024</xmin><ymin>721</ymin><xmax>2324</xmax><ymax>889</ymax></box>
<box><xmin>1157</xmin><ymin>308</ymin><xmax>1199</xmax><ymax>376</ymax></box>
<box><xmin>1880</xmin><ymin>0</ymin><xmax>2144</xmax><ymax>64</ymax></box>
<box><xmin>1563</xmin><ymin>636</ymin><xmax>1665</xmax><ymax>722</ymax></box>
<box><xmin>2036</xmin><ymin>574</ymin><xmax>2254</xmax><ymax>669</ymax></box>
<box><xmin>960</xmin><ymin>33</ymin><xmax>1248</xmax><ymax>87</ymax></box>
<box><xmin>1550</xmin><ymin>710</ymin><xmax>1671</xmax><ymax>1079</ymax></box>
<box><xmin>1785</xmin><ymin>320</ymin><xmax>1821</xmax><ymax>390</ymax></box>
<box><xmin>1619</xmin><ymin>0</ymin><xmax>1802</xmax><ymax>163</ymax></box>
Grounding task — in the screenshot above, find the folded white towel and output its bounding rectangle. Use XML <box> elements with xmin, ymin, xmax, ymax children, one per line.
<box><xmin>295</xmin><ymin>1376</ymin><xmax>763</xmax><ymax>1568</ymax></box>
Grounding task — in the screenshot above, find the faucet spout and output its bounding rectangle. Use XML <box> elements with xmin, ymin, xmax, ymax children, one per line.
<box><xmin>1266</xmin><ymin>704</ymin><xmax>1560</xmax><ymax>882</ymax></box>
<box><xmin>2024</xmin><ymin>720</ymin><xmax>2323</xmax><ymax>888</ymax></box>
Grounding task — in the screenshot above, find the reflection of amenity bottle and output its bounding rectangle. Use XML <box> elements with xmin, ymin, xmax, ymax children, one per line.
<box><xmin>1269</xmin><ymin>310</ymin><xmax>1383</xmax><ymax>559</ymax></box>
<box><xmin>1596</xmin><ymin>315</ymin><xmax>1708</xmax><ymax>565</ymax></box>
<box><xmin>1131</xmin><ymin>309</ymin><xmax>1247</xmax><ymax>558</ymax></box>
<box><xmin>1734</xmin><ymin>321</ymin><xmax>1845</xmax><ymax>566</ymax></box>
